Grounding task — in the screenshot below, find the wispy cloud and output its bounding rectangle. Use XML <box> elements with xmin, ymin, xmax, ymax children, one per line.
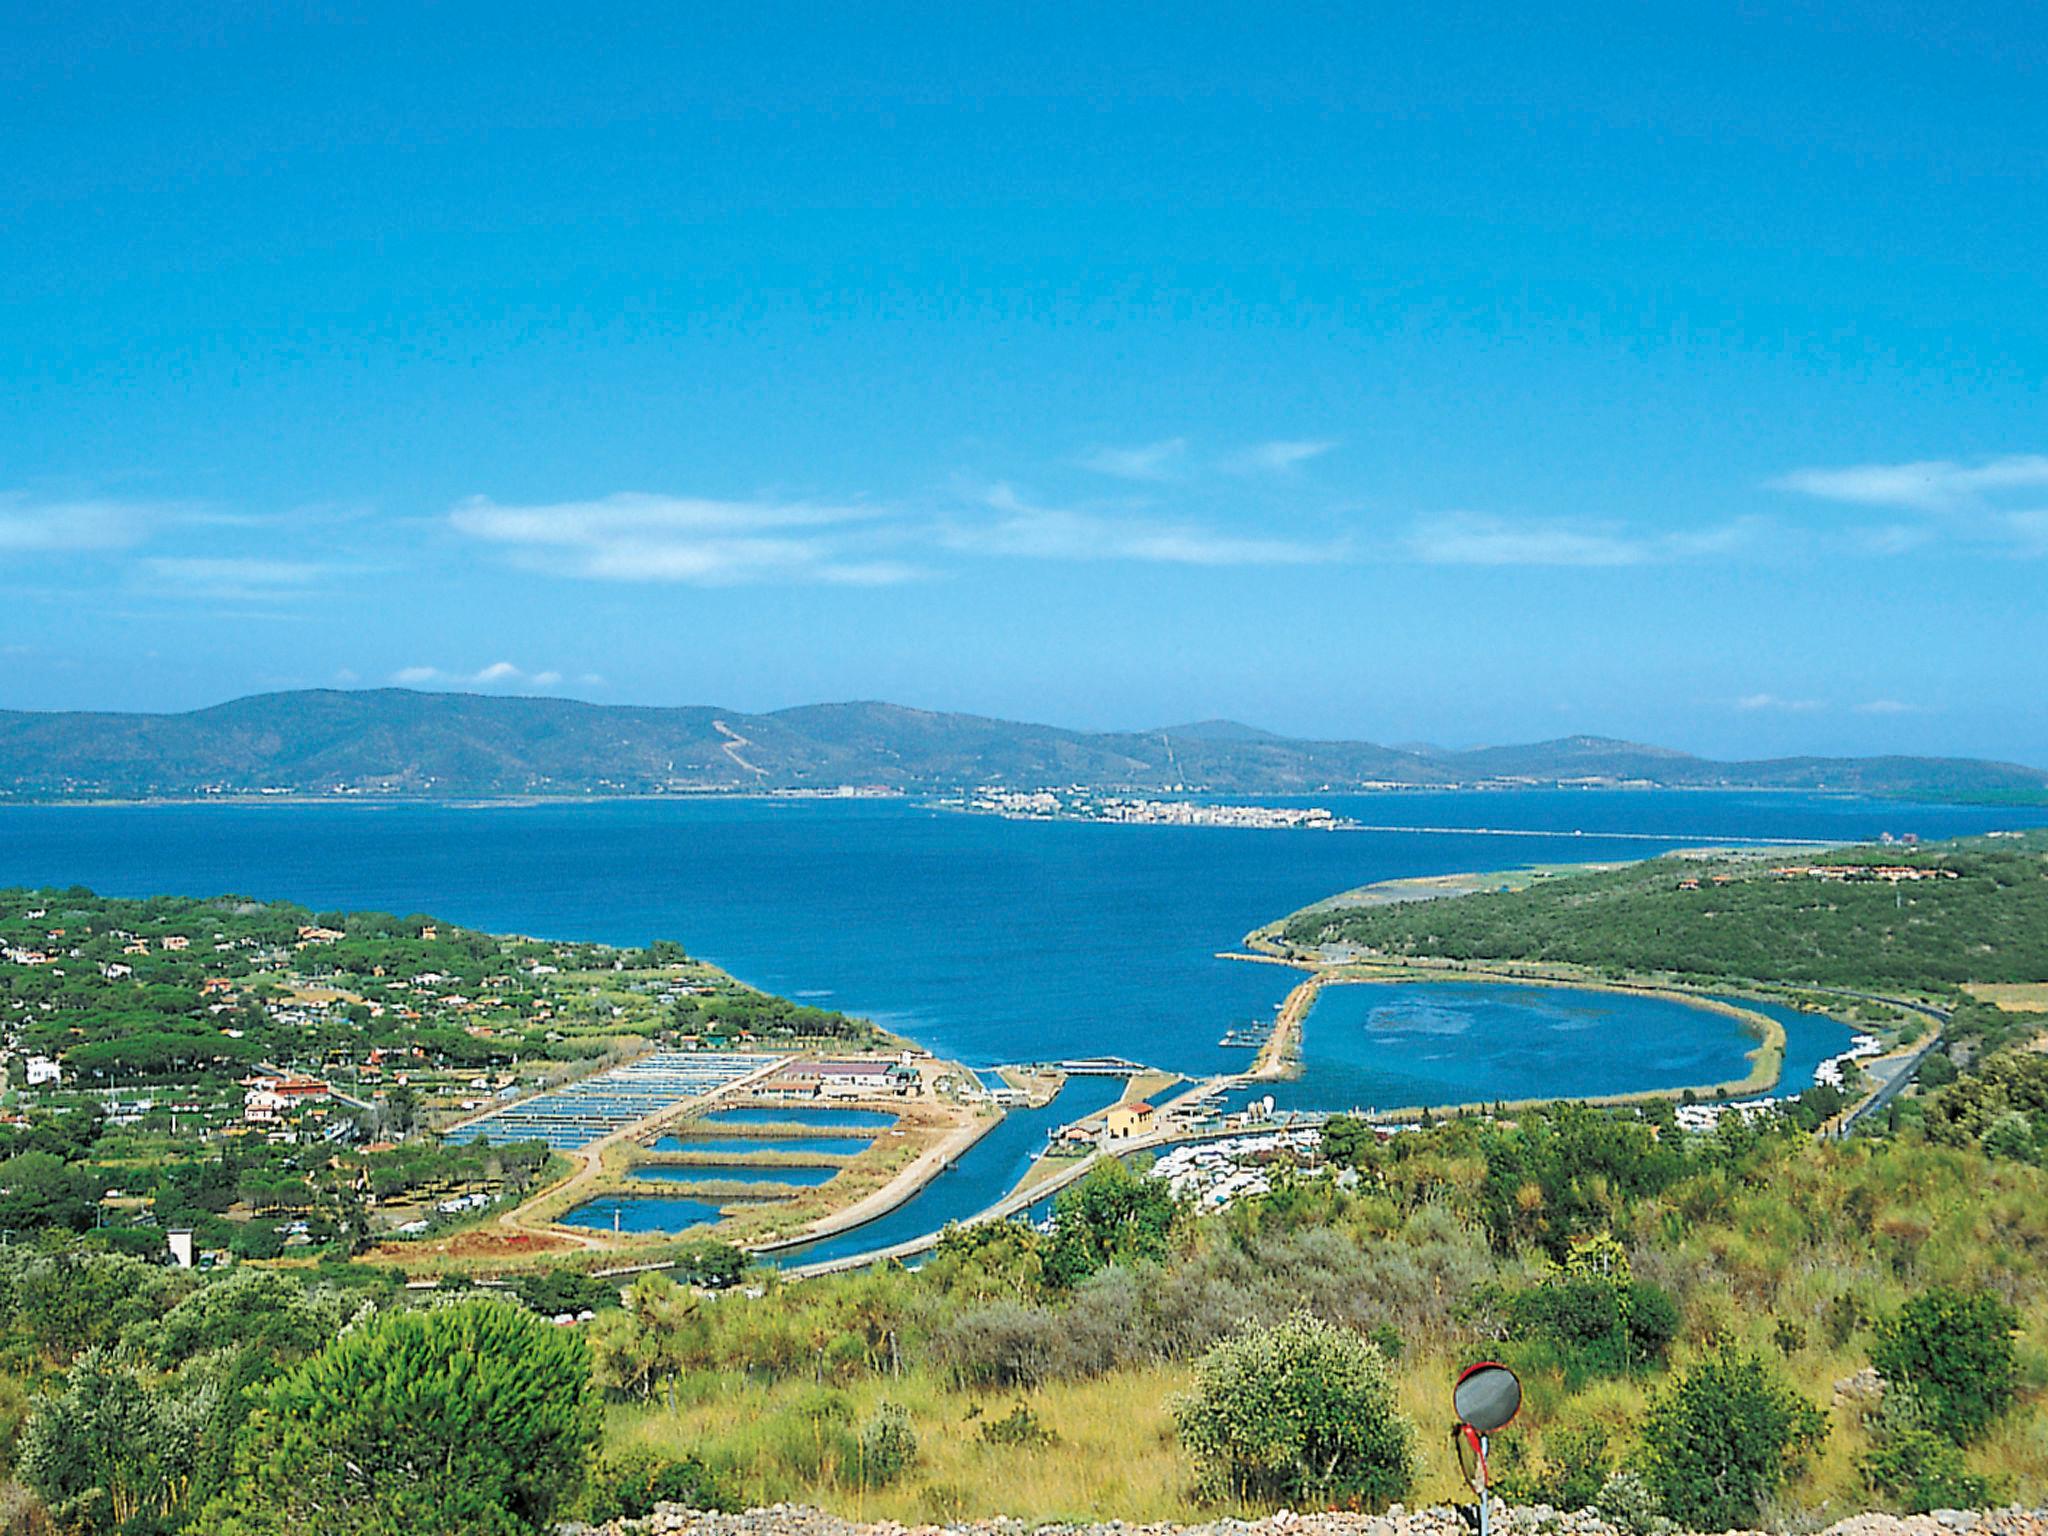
<box><xmin>1772</xmin><ymin>454</ymin><xmax>2048</xmax><ymax>555</ymax></box>
<box><xmin>1772</xmin><ymin>454</ymin><xmax>2048</xmax><ymax>513</ymax></box>
<box><xmin>947</xmin><ymin>484</ymin><xmax>1337</xmax><ymax>566</ymax></box>
<box><xmin>1735</xmin><ymin>693</ymin><xmax>1827</xmax><ymax>713</ymax></box>
<box><xmin>391</xmin><ymin>661</ymin><xmax>598</xmax><ymax>692</ymax></box>
<box><xmin>1855</xmin><ymin>698</ymin><xmax>1917</xmax><ymax>715</ymax></box>
<box><xmin>142</xmin><ymin>557</ymin><xmax>329</xmax><ymax>601</ymax></box>
<box><xmin>1075</xmin><ymin>438</ymin><xmax>1187</xmax><ymax>482</ymax></box>
<box><xmin>449</xmin><ymin>493</ymin><xmax>921</xmax><ymax>586</ymax></box>
<box><xmin>1406</xmin><ymin>515</ymin><xmax>1755</xmax><ymax>567</ymax></box>
<box><xmin>1223</xmin><ymin>439</ymin><xmax>1338</xmax><ymax>475</ymax></box>
<box><xmin>0</xmin><ymin>494</ymin><xmax>155</xmax><ymax>554</ymax></box>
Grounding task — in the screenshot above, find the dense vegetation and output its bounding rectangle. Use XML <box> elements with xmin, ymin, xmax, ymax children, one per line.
<box><xmin>0</xmin><ymin>886</ymin><xmax>883</xmax><ymax>1266</ymax></box>
<box><xmin>0</xmin><ymin>1039</ymin><xmax>2039</xmax><ymax>1530</ymax></box>
<box><xmin>1283</xmin><ymin>834</ymin><xmax>2048</xmax><ymax>991</ymax></box>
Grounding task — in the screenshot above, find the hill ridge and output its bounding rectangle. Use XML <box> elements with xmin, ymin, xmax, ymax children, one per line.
<box><xmin>0</xmin><ymin>689</ymin><xmax>2041</xmax><ymax>802</ymax></box>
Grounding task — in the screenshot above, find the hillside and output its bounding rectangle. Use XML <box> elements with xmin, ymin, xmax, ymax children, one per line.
<box><xmin>1279</xmin><ymin>832</ymin><xmax>2048</xmax><ymax>991</ymax></box>
<box><xmin>1</xmin><ymin>689</ymin><xmax>2044</xmax><ymax>801</ymax></box>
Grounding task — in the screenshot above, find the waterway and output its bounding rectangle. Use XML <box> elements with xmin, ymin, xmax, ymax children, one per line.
<box><xmin>757</xmin><ymin>1074</ymin><xmax>1130</xmax><ymax>1265</ymax></box>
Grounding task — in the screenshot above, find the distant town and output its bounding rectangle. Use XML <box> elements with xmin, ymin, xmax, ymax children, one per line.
<box><xmin>955</xmin><ymin>787</ymin><xmax>1355</xmax><ymax>830</ymax></box>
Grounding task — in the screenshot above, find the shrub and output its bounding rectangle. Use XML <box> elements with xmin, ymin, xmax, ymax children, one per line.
<box><xmin>977</xmin><ymin>1401</ymin><xmax>1059</xmax><ymax>1448</ymax></box>
<box><xmin>1860</xmin><ymin>1390</ymin><xmax>1993</xmax><ymax>1514</ymax></box>
<box><xmin>1504</xmin><ymin>1276</ymin><xmax>1678</xmax><ymax>1377</ymax></box>
<box><xmin>1174</xmin><ymin>1312</ymin><xmax>1415</xmax><ymax>1509</ymax></box>
<box><xmin>1637</xmin><ymin>1350</ymin><xmax>1826</xmax><ymax>1530</ymax></box>
<box><xmin>858</xmin><ymin>1401</ymin><xmax>919</xmax><ymax>1487</ymax></box>
<box><xmin>584</xmin><ymin>1448</ymin><xmax>728</xmax><ymax>1519</ymax></box>
<box><xmin>1498</xmin><ymin>1421</ymin><xmax>1613</xmax><ymax>1512</ymax></box>
<box><xmin>1871</xmin><ymin>1288</ymin><xmax>2019</xmax><ymax>1444</ymax></box>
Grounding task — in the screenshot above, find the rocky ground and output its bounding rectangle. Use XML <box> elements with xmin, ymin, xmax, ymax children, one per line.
<box><xmin>568</xmin><ymin>1504</ymin><xmax>2048</xmax><ymax>1536</ymax></box>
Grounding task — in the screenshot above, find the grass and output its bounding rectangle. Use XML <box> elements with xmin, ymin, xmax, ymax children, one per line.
<box><xmin>607</xmin><ymin>1365</ymin><xmax>1224</xmax><ymax>1524</ymax></box>
<box><xmin>1964</xmin><ymin>982</ymin><xmax>2048</xmax><ymax>1012</ymax></box>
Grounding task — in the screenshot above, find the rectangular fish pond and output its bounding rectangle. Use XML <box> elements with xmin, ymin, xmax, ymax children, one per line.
<box><xmin>630</xmin><ymin>1163</ymin><xmax>842</xmax><ymax>1189</ymax></box>
<box><xmin>650</xmin><ymin>1134</ymin><xmax>875</xmax><ymax>1157</ymax></box>
<box><xmin>562</xmin><ymin>1196</ymin><xmax>738</xmax><ymax>1234</ymax></box>
<box><xmin>699</xmin><ymin>1106</ymin><xmax>900</xmax><ymax>1131</ymax></box>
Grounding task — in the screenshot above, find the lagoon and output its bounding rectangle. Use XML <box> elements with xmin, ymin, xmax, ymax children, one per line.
<box><xmin>0</xmin><ymin>791</ymin><xmax>2021</xmax><ymax>1098</ymax></box>
<box><xmin>1250</xmin><ymin>982</ymin><xmax>1849</xmax><ymax>1115</ymax></box>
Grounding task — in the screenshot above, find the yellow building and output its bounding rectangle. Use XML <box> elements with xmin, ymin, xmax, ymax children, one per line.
<box><xmin>1103</xmin><ymin>1101</ymin><xmax>1157</xmax><ymax>1140</ymax></box>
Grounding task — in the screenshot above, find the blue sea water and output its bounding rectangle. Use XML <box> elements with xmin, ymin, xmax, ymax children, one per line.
<box><xmin>0</xmin><ymin>791</ymin><xmax>2025</xmax><ymax>1096</ymax></box>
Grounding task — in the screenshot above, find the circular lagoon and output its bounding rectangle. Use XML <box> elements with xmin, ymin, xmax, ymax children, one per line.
<box><xmin>1254</xmin><ymin>981</ymin><xmax>1831</xmax><ymax>1114</ymax></box>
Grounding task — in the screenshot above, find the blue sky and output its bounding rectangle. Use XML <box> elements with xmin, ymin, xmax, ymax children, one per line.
<box><xmin>4</xmin><ymin>3</ymin><xmax>2046</xmax><ymax>763</ymax></box>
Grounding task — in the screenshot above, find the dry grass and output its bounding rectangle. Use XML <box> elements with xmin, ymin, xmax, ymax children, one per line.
<box><xmin>1964</xmin><ymin>982</ymin><xmax>2048</xmax><ymax>1013</ymax></box>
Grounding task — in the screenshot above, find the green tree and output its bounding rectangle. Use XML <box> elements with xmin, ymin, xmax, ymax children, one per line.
<box><xmin>18</xmin><ymin>1346</ymin><xmax>212</xmax><ymax>1534</ymax></box>
<box><xmin>1174</xmin><ymin>1312</ymin><xmax>1416</xmax><ymax>1509</ymax></box>
<box><xmin>1044</xmin><ymin>1156</ymin><xmax>1177</xmax><ymax>1287</ymax></box>
<box><xmin>1871</xmin><ymin>1288</ymin><xmax>2019</xmax><ymax>1443</ymax></box>
<box><xmin>204</xmin><ymin>1299</ymin><xmax>600</xmax><ymax>1535</ymax></box>
<box><xmin>1638</xmin><ymin>1350</ymin><xmax>1826</xmax><ymax>1530</ymax></box>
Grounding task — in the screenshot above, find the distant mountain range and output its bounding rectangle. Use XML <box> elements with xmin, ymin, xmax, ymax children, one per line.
<box><xmin>0</xmin><ymin>689</ymin><xmax>2042</xmax><ymax>802</ymax></box>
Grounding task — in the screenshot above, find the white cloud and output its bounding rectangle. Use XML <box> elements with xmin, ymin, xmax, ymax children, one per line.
<box><xmin>392</xmin><ymin>662</ymin><xmax>567</xmax><ymax>691</ymax></box>
<box><xmin>0</xmin><ymin>495</ymin><xmax>153</xmax><ymax>553</ymax></box>
<box><xmin>1773</xmin><ymin>454</ymin><xmax>2048</xmax><ymax>556</ymax></box>
<box><xmin>146</xmin><ymin>557</ymin><xmax>322</xmax><ymax>586</ymax></box>
<box><xmin>1408</xmin><ymin>519</ymin><xmax>1651</xmax><ymax>567</ymax></box>
<box><xmin>1223</xmin><ymin>439</ymin><xmax>1338</xmax><ymax>475</ymax></box>
<box><xmin>1855</xmin><ymin>698</ymin><xmax>1917</xmax><ymax>715</ymax></box>
<box><xmin>1406</xmin><ymin>516</ymin><xmax>1756</xmax><ymax>568</ymax></box>
<box><xmin>1772</xmin><ymin>454</ymin><xmax>2048</xmax><ymax>513</ymax></box>
<box><xmin>947</xmin><ymin>484</ymin><xmax>1336</xmax><ymax>566</ymax></box>
<box><xmin>1735</xmin><ymin>693</ymin><xmax>1827</xmax><ymax>713</ymax></box>
<box><xmin>1075</xmin><ymin>439</ymin><xmax>1188</xmax><ymax>482</ymax></box>
<box><xmin>450</xmin><ymin>493</ymin><xmax>920</xmax><ymax>586</ymax></box>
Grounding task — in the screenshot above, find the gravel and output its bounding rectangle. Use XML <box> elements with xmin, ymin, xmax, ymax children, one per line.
<box><xmin>567</xmin><ymin>1504</ymin><xmax>2048</xmax><ymax>1536</ymax></box>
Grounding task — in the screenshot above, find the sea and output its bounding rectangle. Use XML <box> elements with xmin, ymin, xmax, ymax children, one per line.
<box><xmin>2</xmin><ymin>789</ymin><xmax>2037</xmax><ymax>1111</ymax></box>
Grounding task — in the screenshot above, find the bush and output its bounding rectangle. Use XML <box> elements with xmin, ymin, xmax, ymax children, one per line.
<box><xmin>1505</xmin><ymin>1276</ymin><xmax>1679</xmax><ymax>1377</ymax></box>
<box><xmin>1860</xmin><ymin>1390</ymin><xmax>1993</xmax><ymax>1514</ymax></box>
<box><xmin>858</xmin><ymin>1401</ymin><xmax>919</xmax><ymax>1487</ymax></box>
<box><xmin>1871</xmin><ymin>1288</ymin><xmax>2019</xmax><ymax>1443</ymax></box>
<box><xmin>1637</xmin><ymin>1350</ymin><xmax>1826</xmax><ymax>1530</ymax></box>
<box><xmin>585</xmin><ymin>1448</ymin><xmax>728</xmax><ymax>1519</ymax></box>
<box><xmin>1498</xmin><ymin>1421</ymin><xmax>1613</xmax><ymax>1512</ymax></box>
<box><xmin>1174</xmin><ymin>1312</ymin><xmax>1415</xmax><ymax>1509</ymax></box>
<box><xmin>977</xmin><ymin>1402</ymin><xmax>1059</xmax><ymax>1447</ymax></box>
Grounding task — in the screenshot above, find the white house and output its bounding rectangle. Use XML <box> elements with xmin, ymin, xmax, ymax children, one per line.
<box><xmin>24</xmin><ymin>1056</ymin><xmax>61</xmax><ymax>1087</ymax></box>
